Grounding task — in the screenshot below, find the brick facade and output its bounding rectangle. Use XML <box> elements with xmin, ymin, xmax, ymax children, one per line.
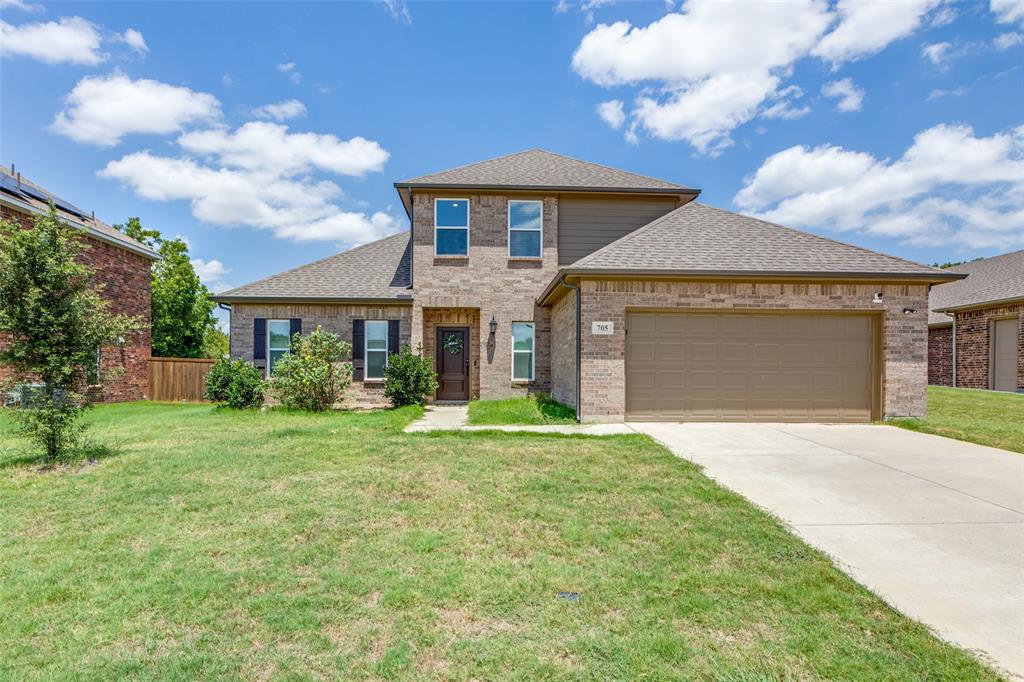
<box><xmin>949</xmin><ymin>304</ymin><xmax>1023</xmax><ymax>391</ymax></box>
<box><xmin>928</xmin><ymin>325</ymin><xmax>953</xmax><ymax>387</ymax></box>
<box><xmin>0</xmin><ymin>204</ymin><xmax>151</xmax><ymax>402</ymax></box>
<box><xmin>560</xmin><ymin>280</ymin><xmax>930</xmax><ymax>422</ymax></box>
<box><xmin>228</xmin><ymin>302</ymin><xmax>412</xmax><ymax>405</ymax></box>
<box><xmin>409</xmin><ymin>192</ymin><xmax>558</xmax><ymax>398</ymax></box>
<box><xmin>549</xmin><ymin>287</ymin><xmax>577</xmax><ymax>409</ymax></box>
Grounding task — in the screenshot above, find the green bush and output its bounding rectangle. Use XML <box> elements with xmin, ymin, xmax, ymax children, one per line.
<box><xmin>204</xmin><ymin>358</ymin><xmax>266</xmax><ymax>409</ymax></box>
<box><xmin>384</xmin><ymin>345</ymin><xmax>438</xmax><ymax>407</ymax></box>
<box><xmin>269</xmin><ymin>327</ymin><xmax>352</xmax><ymax>411</ymax></box>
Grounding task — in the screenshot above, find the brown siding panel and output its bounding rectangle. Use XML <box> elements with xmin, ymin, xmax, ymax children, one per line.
<box><xmin>557</xmin><ymin>196</ymin><xmax>679</xmax><ymax>265</ymax></box>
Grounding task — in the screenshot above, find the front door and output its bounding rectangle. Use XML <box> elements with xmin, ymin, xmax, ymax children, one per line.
<box><xmin>436</xmin><ymin>327</ymin><xmax>469</xmax><ymax>401</ymax></box>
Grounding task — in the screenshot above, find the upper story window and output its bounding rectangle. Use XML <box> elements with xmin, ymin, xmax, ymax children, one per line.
<box><xmin>508</xmin><ymin>200</ymin><xmax>542</xmax><ymax>258</ymax></box>
<box><xmin>435</xmin><ymin>199</ymin><xmax>469</xmax><ymax>256</ymax></box>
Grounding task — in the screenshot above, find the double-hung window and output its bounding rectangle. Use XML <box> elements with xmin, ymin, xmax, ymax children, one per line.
<box><xmin>365</xmin><ymin>320</ymin><xmax>389</xmax><ymax>380</ymax></box>
<box><xmin>508</xmin><ymin>200</ymin><xmax>542</xmax><ymax>258</ymax></box>
<box><xmin>511</xmin><ymin>322</ymin><xmax>535</xmax><ymax>382</ymax></box>
<box><xmin>268</xmin><ymin>319</ymin><xmax>291</xmax><ymax>374</ymax></box>
<box><xmin>435</xmin><ymin>199</ymin><xmax>469</xmax><ymax>256</ymax></box>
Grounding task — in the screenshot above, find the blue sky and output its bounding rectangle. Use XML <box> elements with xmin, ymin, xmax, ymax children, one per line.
<box><xmin>2</xmin><ymin>0</ymin><xmax>1023</xmax><ymax>299</ymax></box>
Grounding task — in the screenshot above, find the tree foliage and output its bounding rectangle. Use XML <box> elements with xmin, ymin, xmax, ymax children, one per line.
<box><xmin>113</xmin><ymin>216</ymin><xmax>162</xmax><ymax>249</ymax></box>
<box><xmin>203</xmin><ymin>327</ymin><xmax>230</xmax><ymax>359</ymax></box>
<box><xmin>0</xmin><ymin>206</ymin><xmax>141</xmax><ymax>462</ymax></box>
<box><xmin>384</xmin><ymin>345</ymin><xmax>438</xmax><ymax>407</ymax></box>
<box><xmin>269</xmin><ymin>327</ymin><xmax>353</xmax><ymax>411</ymax></box>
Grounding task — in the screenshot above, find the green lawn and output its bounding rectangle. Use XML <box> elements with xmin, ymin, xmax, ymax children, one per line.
<box><xmin>0</xmin><ymin>403</ymin><xmax>997</xmax><ymax>680</ymax></box>
<box><xmin>467</xmin><ymin>394</ymin><xmax>576</xmax><ymax>425</ymax></box>
<box><xmin>891</xmin><ymin>385</ymin><xmax>1024</xmax><ymax>454</ymax></box>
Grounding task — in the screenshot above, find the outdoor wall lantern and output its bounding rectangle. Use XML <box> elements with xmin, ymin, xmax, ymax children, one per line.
<box><xmin>489</xmin><ymin>316</ymin><xmax>498</xmax><ymax>336</ymax></box>
<box><xmin>872</xmin><ymin>291</ymin><xmax>884</xmax><ymax>303</ymax></box>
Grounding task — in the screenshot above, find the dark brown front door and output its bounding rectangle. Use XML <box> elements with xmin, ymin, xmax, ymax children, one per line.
<box><xmin>436</xmin><ymin>327</ymin><xmax>469</xmax><ymax>401</ymax></box>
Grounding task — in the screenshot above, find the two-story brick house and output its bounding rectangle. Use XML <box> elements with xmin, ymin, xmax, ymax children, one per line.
<box><xmin>1</xmin><ymin>166</ymin><xmax>159</xmax><ymax>402</ymax></box>
<box><xmin>215</xmin><ymin>149</ymin><xmax>961</xmax><ymax>422</ymax></box>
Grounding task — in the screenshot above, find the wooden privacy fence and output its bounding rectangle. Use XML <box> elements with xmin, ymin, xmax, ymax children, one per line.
<box><xmin>148</xmin><ymin>357</ymin><xmax>216</xmax><ymax>402</ymax></box>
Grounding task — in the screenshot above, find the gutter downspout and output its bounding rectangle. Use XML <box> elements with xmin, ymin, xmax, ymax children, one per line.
<box><xmin>945</xmin><ymin>311</ymin><xmax>957</xmax><ymax>387</ymax></box>
<box><xmin>558</xmin><ymin>274</ymin><xmax>582</xmax><ymax>423</ymax></box>
<box><xmin>218</xmin><ymin>302</ymin><xmax>232</xmax><ymax>357</ymax></box>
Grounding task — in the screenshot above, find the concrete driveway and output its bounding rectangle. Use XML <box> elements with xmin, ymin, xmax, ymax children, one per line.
<box><xmin>629</xmin><ymin>422</ymin><xmax>1024</xmax><ymax>679</ymax></box>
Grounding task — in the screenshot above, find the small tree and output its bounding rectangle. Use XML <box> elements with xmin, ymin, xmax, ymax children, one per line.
<box><xmin>384</xmin><ymin>345</ymin><xmax>438</xmax><ymax>407</ymax></box>
<box><xmin>0</xmin><ymin>206</ymin><xmax>141</xmax><ymax>463</ymax></box>
<box><xmin>269</xmin><ymin>327</ymin><xmax>352</xmax><ymax>411</ymax></box>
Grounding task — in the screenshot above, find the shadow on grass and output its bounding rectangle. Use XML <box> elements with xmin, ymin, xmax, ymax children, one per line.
<box><xmin>0</xmin><ymin>442</ymin><xmax>121</xmax><ymax>471</ymax></box>
<box><xmin>536</xmin><ymin>394</ymin><xmax>576</xmax><ymax>422</ymax></box>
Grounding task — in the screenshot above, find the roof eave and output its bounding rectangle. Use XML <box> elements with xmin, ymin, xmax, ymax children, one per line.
<box><xmin>211</xmin><ymin>294</ymin><xmax>414</xmax><ymax>305</ymax></box>
<box><xmin>933</xmin><ymin>294</ymin><xmax>1024</xmax><ymax>314</ymax></box>
<box><xmin>538</xmin><ymin>268</ymin><xmax>966</xmax><ymax>306</ymax></box>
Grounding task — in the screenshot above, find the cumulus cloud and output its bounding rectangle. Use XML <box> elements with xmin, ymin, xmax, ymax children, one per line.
<box><xmin>821</xmin><ymin>78</ymin><xmax>864</xmax><ymax>112</ymax></box>
<box><xmin>117</xmin><ymin>28</ymin><xmax>148</xmax><ymax>54</ymax></box>
<box><xmin>596</xmin><ymin>99</ymin><xmax>625</xmax><ymax>129</ymax></box>
<box><xmin>251</xmin><ymin>99</ymin><xmax>307</xmax><ymax>121</ymax></box>
<box><xmin>0</xmin><ymin>16</ymin><xmax>104</xmax><ymax>65</ymax></box>
<box><xmin>277</xmin><ymin>61</ymin><xmax>301</xmax><ymax>84</ymax></box>
<box><xmin>761</xmin><ymin>85</ymin><xmax>810</xmax><ymax>120</ymax></box>
<box><xmin>99</xmin><ymin>121</ymin><xmax>399</xmax><ymax>245</ymax></box>
<box><xmin>813</xmin><ymin>0</ymin><xmax>944</xmax><ymax>64</ymax></box>
<box><xmin>51</xmin><ymin>73</ymin><xmax>221</xmax><ymax>146</ymax></box>
<box><xmin>0</xmin><ymin>0</ymin><xmax>43</xmax><ymax>11</ymax></box>
<box><xmin>734</xmin><ymin>123</ymin><xmax>1024</xmax><ymax>249</ymax></box>
<box><xmin>921</xmin><ymin>41</ymin><xmax>951</xmax><ymax>65</ymax></box>
<box><xmin>995</xmin><ymin>31</ymin><xmax>1024</xmax><ymax>49</ymax></box>
<box><xmin>191</xmin><ymin>258</ymin><xmax>232</xmax><ymax>292</ymax></box>
<box><xmin>992</xmin><ymin>0</ymin><xmax>1024</xmax><ymax>25</ymax></box>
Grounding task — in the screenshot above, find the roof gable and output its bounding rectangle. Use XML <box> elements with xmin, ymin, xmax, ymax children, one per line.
<box><xmin>567</xmin><ymin>202</ymin><xmax>956</xmax><ymax>280</ymax></box>
<box><xmin>213</xmin><ymin>232</ymin><xmax>412</xmax><ymax>302</ymax></box>
<box><xmin>929</xmin><ymin>250</ymin><xmax>1024</xmax><ymax>324</ymax></box>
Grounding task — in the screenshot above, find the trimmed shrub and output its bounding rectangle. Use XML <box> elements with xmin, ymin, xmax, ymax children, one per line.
<box><xmin>204</xmin><ymin>358</ymin><xmax>266</xmax><ymax>409</ymax></box>
<box><xmin>384</xmin><ymin>345</ymin><xmax>438</xmax><ymax>407</ymax></box>
<box><xmin>269</xmin><ymin>327</ymin><xmax>352</xmax><ymax>411</ymax></box>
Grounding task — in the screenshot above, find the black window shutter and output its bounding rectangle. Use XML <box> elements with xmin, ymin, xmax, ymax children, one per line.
<box><xmin>388</xmin><ymin>320</ymin><xmax>400</xmax><ymax>355</ymax></box>
<box><xmin>352</xmin><ymin>319</ymin><xmax>364</xmax><ymax>381</ymax></box>
<box><xmin>253</xmin><ymin>318</ymin><xmax>266</xmax><ymax>360</ymax></box>
<box><xmin>289</xmin><ymin>318</ymin><xmax>302</xmax><ymax>344</ymax></box>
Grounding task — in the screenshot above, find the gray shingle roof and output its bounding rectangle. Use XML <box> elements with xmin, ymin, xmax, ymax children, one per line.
<box><xmin>213</xmin><ymin>232</ymin><xmax>412</xmax><ymax>302</ymax></box>
<box><xmin>0</xmin><ymin>165</ymin><xmax>159</xmax><ymax>259</ymax></box>
<box><xmin>929</xmin><ymin>250</ymin><xmax>1024</xmax><ymax>325</ymax></box>
<box><xmin>567</xmin><ymin>202</ymin><xmax>958</xmax><ymax>280</ymax></box>
<box><xmin>397</xmin><ymin>149</ymin><xmax>692</xmax><ymax>192</ymax></box>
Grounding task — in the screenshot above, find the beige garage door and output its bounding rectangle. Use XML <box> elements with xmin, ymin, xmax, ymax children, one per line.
<box><xmin>626</xmin><ymin>311</ymin><xmax>878</xmax><ymax>422</ymax></box>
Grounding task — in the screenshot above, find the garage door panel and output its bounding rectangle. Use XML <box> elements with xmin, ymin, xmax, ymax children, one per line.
<box><xmin>626</xmin><ymin>311</ymin><xmax>876</xmax><ymax>422</ymax></box>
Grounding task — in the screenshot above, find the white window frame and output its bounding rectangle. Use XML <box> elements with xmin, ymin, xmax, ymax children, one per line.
<box><xmin>434</xmin><ymin>198</ymin><xmax>470</xmax><ymax>257</ymax></box>
<box><xmin>267</xmin><ymin>319</ymin><xmax>291</xmax><ymax>377</ymax></box>
<box><xmin>507</xmin><ymin>199</ymin><xmax>543</xmax><ymax>259</ymax></box>
<box><xmin>511</xmin><ymin>322</ymin><xmax>535</xmax><ymax>382</ymax></box>
<box><xmin>364</xmin><ymin>320</ymin><xmax>389</xmax><ymax>381</ymax></box>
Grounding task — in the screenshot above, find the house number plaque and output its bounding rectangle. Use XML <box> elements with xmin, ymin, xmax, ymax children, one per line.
<box><xmin>591</xmin><ymin>321</ymin><xmax>614</xmax><ymax>335</ymax></box>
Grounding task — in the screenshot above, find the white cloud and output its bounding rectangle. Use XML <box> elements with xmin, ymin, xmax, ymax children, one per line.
<box><xmin>117</xmin><ymin>28</ymin><xmax>148</xmax><ymax>54</ymax></box>
<box><xmin>0</xmin><ymin>0</ymin><xmax>43</xmax><ymax>11</ymax></box>
<box><xmin>734</xmin><ymin>123</ymin><xmax>1024</xmax><ymax>249</ymax></box>
<box><xmin>992</xmin><ymin>0</ymin><xmax>1024</xmax><ymax>25</ymax></box>
<box><xmin>571</xmin><ymin>0</ymin><xmax>831</xmax><ymax>153</ymax></box>
<box><xmin>178</xmin><ymin>122</ymin><xmax>388</xmax><ymax>176</ymax></box>
<box><xmin>761</xmin><ymin>86</ymin><xmax>810</xmax><ymax>120</ymax></box>
<box><xmin>821</xmin><ymin>78</ymin><xmax>864</xmax><ymax>112</ymax></box>
<box><xmin>921</xmin><ymin>41</ymin><xmax>951</xmax><ymax>65</ymax></box>
<box><xmin>596</xmin><ymin>99</ymin><xmax>625</xmax><ymax>129</ymax></box>
<box><xmin>276</xmin><ymin>61</ymin><xmax>301</xmax><ymax>84</ymax></box>
<box><xmin>191</xmin><ymin>258</ymin><xmax>232</xmax><ymax>292</ymax></box>
<box><xmin>0</xmin><ymin>16</ymin><xmax>103</xmax><ymax>65</ymax></box>
<box><xmin>51</xmin><ymin>73</ymin><xmax>221</xmax><ymax>146</ymax></box>
<box><xmin>380</xmin><ymin>0</ymin><xmax>412</xmax><ymax>24</ymax></box>
<box><xmin>929</xmin><ymin>5</ymin><xmax>957</xmax><ymax>26</ymax></box>
<box><xmin>813</xmin><ymin>0</ymin><xmax>943</xmax><ymax>65</ymax></box>
<box><xmin>99</xmin><ymin>123</ymin><xmax>399</xmax><ymax>246</ymax></box>
<box><xmin>926</xmin><ymin>85</ymin><xmax>968</xmax><ymax>101</ymax></box>
<box><xmin>995</xmin><ymin>31</ymin><xmax>1024</xmax><ymax>49</ymax></box>
<box><xmin>252</xmin><ymin>99</ymin><xmax>307</xmax><ymax>121</ymax></box>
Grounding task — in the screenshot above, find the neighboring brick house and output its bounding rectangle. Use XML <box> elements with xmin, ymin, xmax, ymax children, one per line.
<box><xmin>215</xmin><ymin>149</ymin><xmax>961</xmax><ymax>421</ymax></box>
<box><xmin>0</xmin><ymin>167</ymin><xmax>159</xmax><ymax>402</ymax></box>
<box><xmin>928</xmin><ymin>251</ymin><xmax>1024</xmax><ymax>393</ymax></box>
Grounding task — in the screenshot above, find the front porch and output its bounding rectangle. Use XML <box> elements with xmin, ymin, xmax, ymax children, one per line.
<box><xmin>420</xmin><ymin>307</ymin><xmax>481</xmax><ymax>401</ymax></box>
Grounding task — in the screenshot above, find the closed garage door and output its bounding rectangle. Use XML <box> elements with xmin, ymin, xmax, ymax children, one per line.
<box><xmin>626</xmin><ymin>311</ymin><xmax>878</xmax><ymax>422</ymax></box>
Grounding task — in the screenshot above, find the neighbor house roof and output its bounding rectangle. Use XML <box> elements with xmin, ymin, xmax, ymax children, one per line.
<box><xmin>540</xmin><ymin>202</ymin><xmax>963</xmax><ymax>304</ymax></box>
<box><xmin>0</xmin><ymin>166</ymin><xmax>160</xmax><ymax>260</ymax></box>
<box><xmin>928</xmin><ymin>250</ymin><xmax>1024</xmax><ymax>325</ymax></box>
<box><xmin>393</xmin><ymin>149</ymin><xmax>698</xmax><ymax>218</ymax></box>
<box><xmin>213</xmin><ymin>232</ymin><xmax>412</xmax><ymax>304</ymax></box>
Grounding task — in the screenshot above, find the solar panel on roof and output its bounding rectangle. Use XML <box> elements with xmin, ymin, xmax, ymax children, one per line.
<box><xmin>16</xmin><ymin>183</ymin><xmax>89</xmax><ymax>219</ymax></box>
<box><xmin>0</xmin><ymin>174</ymin><xmax>27</xmax><ymax>196</ymax></box>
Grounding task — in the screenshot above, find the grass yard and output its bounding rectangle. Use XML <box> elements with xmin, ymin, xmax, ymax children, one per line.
<box><xmin>0</xmin><ymin>403</ymin><xmax>998</xmax><ymax>680</ymax></box>
<box><xmin>891</xmin><ymin>385</ymin><xmax>1024</xmax><ymax>454</ymax></box>
<box><xmin>467</xmin><ymin>394</ymin><xmax>576</xmax><ymax>425</ymax></box>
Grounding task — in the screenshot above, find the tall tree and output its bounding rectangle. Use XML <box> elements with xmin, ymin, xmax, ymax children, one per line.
<box><xmin>0</xmin><ymin>206</ymin><xmax>141</xmax><ymax>462</ymax></box>
<box><xmin>113</xmin><ymin>216</ymin><xmax>162</xmax><ymax>249</ymax></box>
<box><xmin>151</xmin><ymin>238</ymin><xmax>216</xmax><ymax>358</ymax></box>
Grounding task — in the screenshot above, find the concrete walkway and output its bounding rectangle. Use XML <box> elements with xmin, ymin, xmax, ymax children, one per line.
<box><xmin>630</xmin><ymin>422</ymin><xmax>1024</xmax><ymax>679</ymax></box>
<box><xmin>403</xmin><ymin>405</ymin><xmax>634</xmax><ymax>435</ymax></box>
